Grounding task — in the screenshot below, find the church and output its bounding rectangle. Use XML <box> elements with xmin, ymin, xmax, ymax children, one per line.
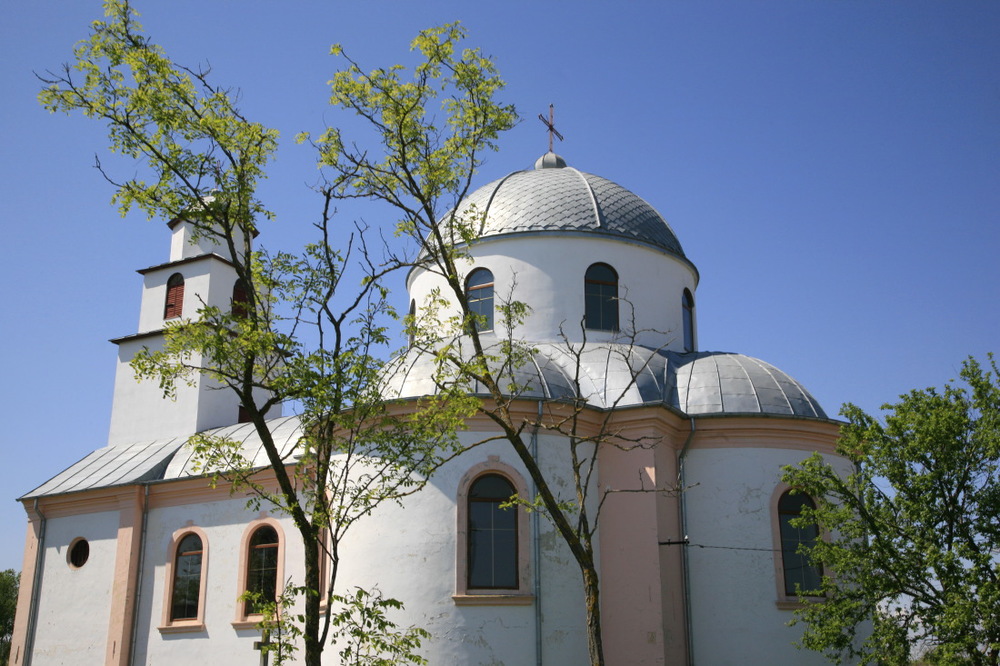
<box><xmin>10</xmin><ymin>150</ymin><xmax>852</xmax><ymax>665</ymax></box>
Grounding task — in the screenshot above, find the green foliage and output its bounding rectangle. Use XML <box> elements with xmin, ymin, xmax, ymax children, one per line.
<box><xmin>318</xmin><ymin>23</ymin><xmax>515</xmax><ymax>204</ymax></box>
<box><xmin>783</xmin><ymin>355</ymin><xmax>1000</xmax><ymax>665</ymax></box>
<box><xmin>240</xmin><ymin>583</ymin><xmax>302</xmax><ymax>666</ymax></box>
<box><xmin>329</xmin><ymin>587</ymin><xmax>429</xmax><ymax>666</ymax></box>
<box><xmin>38</xmin><ymin>0</ymin><xmax>276</xmax><ymax>241</ymax></box>
<box><xmin>40</xmin><ymin>4</ymin><xmax>495</xmax><ymax>665</ymax></box>
<box><xmin>0</xmin><ymin>570</ymin><xmax>18</xmax><ymax>666</ymax></box>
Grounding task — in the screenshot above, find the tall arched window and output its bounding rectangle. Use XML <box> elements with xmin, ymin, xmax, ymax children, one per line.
<box><xmin>408</xmin><ymin>299</ymin><xmax>416</xmax><ymax>346</ymax></box>
<box><xmin>682</xmin><ymin>289</ymin><xmax>695</xmax><ymax>352</ymax></box>
<box><xmin>584</xmin><ymin>263</ymin><xmax>618</xmax><ymax>331</ymax></box>
<box><xmin>231</xmin><ymin>278</ymin><xmax>249</xmax><ymax>319</ymax></box>
<box><xmin>468</xmin><ymin>474</ymin><xmax>517</xmax><ymax>589</ymax></box>
<box><xmin>171</xmin><ymin>533</ymin><xmax>204</xmax><ymax>620</ymax></box>
<box><xmin>164</xmin><ymin>273</ymin><xmax>185</xmax><ymax>319</ymax></box>
<box><xmin>244</xmin><ymin>525</ymin><xmax>279</xmax><ymax>615</ymax></box>
<box><xmin>466</xmin><ymin>268</ymin><xmax>495</xmax><ymax>332</ymax></box>
<box><xmin>160</xmin><ymin>526</ymin><xmax>209</xmax><ymax>632</ymax></box>
<box><xmin>778</xmin><ymin>490</ymin><xmax>822</xmax><ymax>596</ymax></box>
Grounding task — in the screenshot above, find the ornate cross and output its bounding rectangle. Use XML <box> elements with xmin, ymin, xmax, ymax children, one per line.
<box><xmin>538</xmin><ymin>104</ymin><xmax>564</xmax><ymax>153</ymax></box>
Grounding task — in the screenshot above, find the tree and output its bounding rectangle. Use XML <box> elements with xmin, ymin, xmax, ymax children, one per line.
<box><xmin>782</xmin><ymin>355</ymin><xmax>1000</xmax><ymax>665</ymax></box>
<box><xmin>317</xmin><ymin>31</ymin><xmax>671</xmax><ymax>666</ymax></box>
<box><xmin>38</xmin><ymin>3</ymin><xmax>477</xmax><ymax>664</ymax></box>
<box><xmin>0</xmin><ymin>570</ymin><xmax>18</xmax><ymax>666</ymax></box>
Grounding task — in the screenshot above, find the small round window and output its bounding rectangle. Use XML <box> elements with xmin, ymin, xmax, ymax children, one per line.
<box><xmin>68</xmin><ymin>538</ymin><xmax>89</xmax><ymax>568</ymax></box>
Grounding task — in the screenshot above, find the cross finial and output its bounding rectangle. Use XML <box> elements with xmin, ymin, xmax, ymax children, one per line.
<box><xmin>538</xmin><ymin>104</ymin><xmax>564</xmax><ymax>153</ymax></box>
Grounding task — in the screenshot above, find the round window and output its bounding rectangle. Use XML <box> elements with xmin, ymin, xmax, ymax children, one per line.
<box><xmin>68</xmin><ymin>538</ymin><xmax>89</xmax><ymax>568</ymax></box>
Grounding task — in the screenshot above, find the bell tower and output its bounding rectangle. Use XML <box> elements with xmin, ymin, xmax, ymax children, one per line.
<box><xmin>106</xmin><ymin>219</ymin><xmax>273</xmax><ymax>446</ymax></box>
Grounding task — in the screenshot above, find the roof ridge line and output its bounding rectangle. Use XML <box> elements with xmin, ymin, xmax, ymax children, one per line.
<box><xmin>567</xmin><ymin>168</ymin><xmax>605</xmax><ymax>229</ymax></box>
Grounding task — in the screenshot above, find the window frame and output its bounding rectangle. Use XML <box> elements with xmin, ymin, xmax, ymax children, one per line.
<box><xmin>771</xmin><ymin>484</ymin><xmax>824</xmax><ymax>609</ymax></box>
<box><xmin>164</xmin><ymin>272</ymin><xmax>185</xmax><ymax>320</ymax></box>
<box><xmin>584</xmin><ymin>263</ymin><xmax>619</xmax><ymax>332</ymax></box>
<box><xmin>682</xmin><ymin>288</ymin><xmax>695</xmax><ymax>352</ymax></box>
<box><xmin>67</xmin><ymin>537</ymin><xmax>90</xmax><ymax>569</ymax></box>
<box><xmin>454</xmin><ymin>458</ymin><xmax>533</xmax><ymax>605</ymax></box>
<box><xmin>465</xmin><ymin>267</ymin><xmax>495</xmax><ymax>333</ymax></box>
<box><xmin>233</xmin><ymin>517</ymin><xmax>285</xmax><ymax>629</ymax></box>
<box><xmin>159</xmin><ymin>526</ymin><xmax>209</xmax><ymax>634</ymax></box>
<box><xmin>407</xmin><ymin>299</ymin><xmax>416</xmax><ymax>347</ymax></box>
<box><xmin>231</xmin><ymin>278</ymin><xmax>250</xmax><ymax>319</ymax></box>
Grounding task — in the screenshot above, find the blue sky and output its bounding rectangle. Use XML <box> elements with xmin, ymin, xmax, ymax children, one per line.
<box><xmin>1</xmin><ymin>1</ymin><xmax>997</xmax><ymax>572</ymax></box>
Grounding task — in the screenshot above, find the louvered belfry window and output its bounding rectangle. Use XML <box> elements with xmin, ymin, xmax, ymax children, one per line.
<box><xmin>164</xmin><ymin>273</ymin><xmax>185</xmax><ymax>319</ymax></box>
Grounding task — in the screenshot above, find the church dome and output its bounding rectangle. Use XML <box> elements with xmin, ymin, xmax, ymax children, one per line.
<box><xmin>382</xmin><ymin>344</ymin><xmax>828</xmax><ymax>420</ymax></box>
<box><xmin>456</xmin><ymin>153</ymin><xmax>685</xmax><ymax>257</ymax></box>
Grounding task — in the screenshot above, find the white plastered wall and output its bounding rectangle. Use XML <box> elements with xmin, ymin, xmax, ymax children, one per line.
<box><xmin>136</xmin><ymin>257</ymin><xmax>238</xmax><ymax>334</ymax></box>
<box><xmin>683</xmin><ymin>446</ymin><xmax>855</xmax><ymax>666</ymax></box>
<box><xmin>128</xmin><ymin>429</ymin><xmax>592</xmax><ymax>665</ymax></box>
<box><xmin>335</xmin><ymin>430</ymin><xmax>591</xmax><ymax>666</ymax></box>
<box><xmin>29</xmin><ymin>511</ymin><xmax>119</xmax><ymax>665</ymax></box>
<box><xmin>134</xmin><ymin>497</ymin><xmax>305</xmax><ymax>665</ymax></box>
<box><xmin>110</xmin><ymin>252</ymin><xmax>276</xmax><ymax>445</ymax></box>
<box><xmin>408</xmin><ymin>234</ymin><xmax>698</xmax><ymax>350</ymax></box>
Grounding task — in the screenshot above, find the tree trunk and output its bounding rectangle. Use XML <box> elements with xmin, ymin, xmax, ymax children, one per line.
<box><xmin>302</xmin><ymin>532</ymin><xmax>322</xmax><ymax>666</ymax></box>
<box><xmin>583</xmin><ymin>563</ymin><xmax>605</xmax><ymax>666</ymax></box>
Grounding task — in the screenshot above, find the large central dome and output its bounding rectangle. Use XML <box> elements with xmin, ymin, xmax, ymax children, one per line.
<box><xmin>457</xmin><ymin>152</ymin><xmax>685</xmax><ymax>257</ymax></box>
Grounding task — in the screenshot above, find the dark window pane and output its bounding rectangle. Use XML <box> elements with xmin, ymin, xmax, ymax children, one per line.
<box><xmin>682</xmin><ymin>290</ymin><xmax>695</xmax><ymax>352</ymax></box>
<box><xmin>170</xmin><ymin>534</ymin><xmax>203</xmax><ymax>621</ymax></box>
<box><xmin>466</xmin><ymin>268</ymin><xmax>495</xmax><ymax>332</ymax></box>
<box><xmin>470</xmin><ymin>474</ymin><xmax>514</xmax><ymax>499</ymax></box>
<box><xmin>584</xmin><ymin>264</ymin><xmax>618</xmax><ymax>331</ymax></box>
<box><xmin>245</xmin><ymin>526</ymin><xmax>279</xmax><ymax>614</ymax></box>
<box><xmin>492</xmin><ymin>531</ymin><xmax>517</xmax><ymax>588</ymax></box>
<box><xmin>468</xmin><ymin>532</ymin><xmax>493</xmax><ymax>588</ymax></box>
<box><xmin>778</xmin><ymin>492</ymin><xmax>822</xmax><ymax>595</ymax></box>
<box><xmin>469</xmin><ymin>502</ymin><xmax>494</xmax><ymax>529</ymax></box>
<box><xmin>467</xmin><ymin>474</ymin><xmax>518</xmax><ymax>589</ymax></box>
<box><xmin>492</xmin><ymin>504</ymin><xmax>516</xmax><ymax>530</ymax></box>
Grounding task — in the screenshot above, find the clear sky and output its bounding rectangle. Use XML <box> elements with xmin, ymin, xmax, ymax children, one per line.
<box><xmin>1</xmin><ymin>1</ymin><xmax>997</xmax><ymax>573</ymax></box>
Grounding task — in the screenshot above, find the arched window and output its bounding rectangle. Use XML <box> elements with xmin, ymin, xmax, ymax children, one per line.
<box><xmin>244</xmin><ymin>525</ymin><xmax>279</xmax><ymax>615</ymax></box>
<box><xmin>171</xmin><ymin>533</ymin><xmax>204</xmax><ymax>620</ymax></box>
<box><xmin>584</xmin><ymin>263</ymin><xmax>618</xmax><ymax>331</ymax></box>
<box><xmin>231</xmin><ymin>278</ymin><xmax>249</xmax><ymax>319</ymax></box>
<box><xmin>160</xmin><ymin>526</ymin><xmax>208</xmax><ymax>632</ymax></box>
<box><xmin>455</xmin><ymin>461</ymin><xmax>532</xmax><ymax>603</ymax></box>
<box><xmin>466</xmin><ymin>268</ymin><xmax>494</xmax><ymax>332</ymax></box>
<box><xmin>682</xmin><ymin>289</ymin><xmax>695</xmax><ymax>352</ymax></box>
<box><xmin>164</xmin><ymin>273</ymin><xmax>185</xmax><ymax>319</ymax></box>
<box><xmin>408</xmin><ymin>299</ymin><xmax>416</xmax><ymax>347</ymax></box>
<box><xmin>778</xmin><ymin>490</ymin><xmax>822</xmax><ymax>596</ymax></box>
<box><xmin>468</xmin><ymin>474</ymin><xmax>518</xmax><ymax>589</ymax></box>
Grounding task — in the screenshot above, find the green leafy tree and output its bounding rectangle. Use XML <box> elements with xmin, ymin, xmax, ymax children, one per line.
<box><xmin>0</xmin><ymin>569</ymin><xmax>18</xmax><ymax>666</ymax></box>
<box><xmin>38</xmin><ymin>2</ymin><xmax>472</xmax><ymax>664</ymax></box>
<box><xmin>783</xmin><ymin>355</ymin><xmax>1000</xmax><ymax>665</ymax></box>
<box><xmin>315</xmin><ymin>27</ymin><xmax>669</xmax><ymax>666</ymax></box>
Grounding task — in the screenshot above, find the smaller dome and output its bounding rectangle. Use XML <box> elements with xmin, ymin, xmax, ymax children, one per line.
<box><xmin>534</xmin><ymin>151</ymin><xmax>567</xmax><ymax>169</ymax></box>
<box><xmin>667</xmin><ymin>352</ymin><xmax>827</xmax><ymax>419</ymax></box>
<box><xmin>383</xmin><ymin>343</ymin><xmax>828</xmax><ymax>420</ymax></box>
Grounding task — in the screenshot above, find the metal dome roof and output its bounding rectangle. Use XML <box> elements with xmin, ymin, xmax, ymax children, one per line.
<box><xmin>456</xmin><ymin>153</ymin><xmax>685</xmax><ymax>257</ymax></box>
<box><xmin>23</xmin><ymin>349</ymin><xmax>826</xmax><ymax>499</ymax></box>
<box><xmin>382</xmin><ymin>343</ymin><xmax>828</xmax><ymax>420</ymax></box>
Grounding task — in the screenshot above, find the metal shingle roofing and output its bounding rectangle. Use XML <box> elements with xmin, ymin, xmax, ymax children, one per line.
<box><xmin>456</xmin><ymin>154</ymin><xmax>685</xmax><ymax>257</ymax></box>
<box><xmin>383</xmin><ymin>343</ymin><xmax>828</xmax><ymax>420</ymax></box>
